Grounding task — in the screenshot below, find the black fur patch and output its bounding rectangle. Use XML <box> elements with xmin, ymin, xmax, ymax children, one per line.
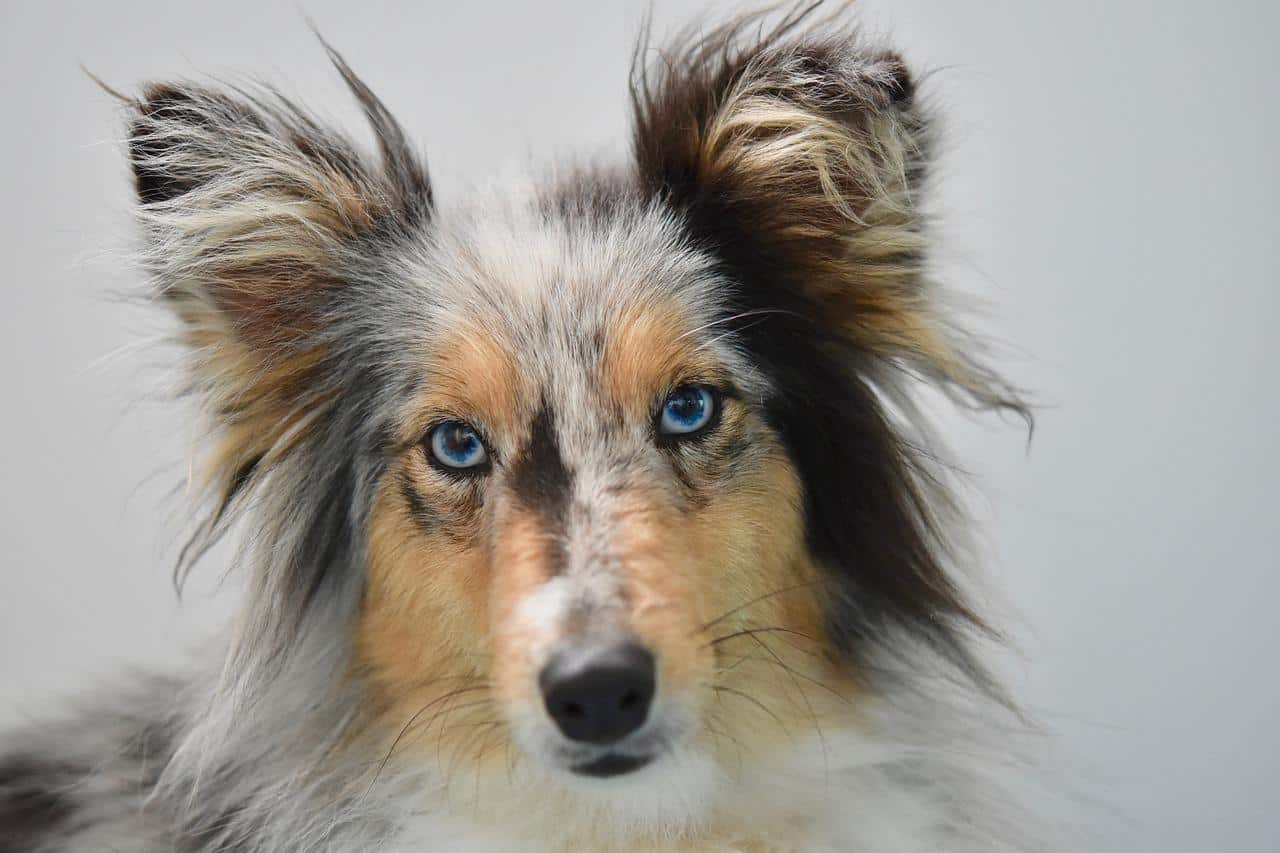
<box><xmin>0</xmin><ymin>755</ymin><xmax>82</xmax><ymax>852</ymax></box>
<box><xmin>510</xmin><ymin>405</ymin><xmax>572</xmax><ymax>575</ymax></box>
<box><xmin>399</xmin><ymin>470</ymin><xmax>440</xmax><ymax>531</ymax></box>
<box><xmin>398</xmin><ymin>470</ymin><xmax>483</xmax><ymax>546</ymax></box>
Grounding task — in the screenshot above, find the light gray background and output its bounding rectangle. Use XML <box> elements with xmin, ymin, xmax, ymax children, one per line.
<box><xmin>2</xmin><ymin>1</ymin><xmax>1276</xmax><ymax>850</ymax></box>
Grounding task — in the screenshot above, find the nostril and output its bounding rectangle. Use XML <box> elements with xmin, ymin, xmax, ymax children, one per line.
<box><xmin>539</xmin><ymin>641</ymin><xmax>656</xmax><ymax>745</ymax></box>
<box><xmin>559</xmin><ymin>700</ymin><xmax>587</xmax><ymax>720</ymax></box>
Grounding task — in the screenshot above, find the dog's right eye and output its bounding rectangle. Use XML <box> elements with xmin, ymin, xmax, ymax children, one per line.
<box><xmin>427</xmin><ymin>421</ymin><xmax>489</xmax><ymax>471</ymax></box>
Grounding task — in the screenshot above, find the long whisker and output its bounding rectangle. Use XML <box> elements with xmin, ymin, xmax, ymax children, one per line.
<box><xmin>712</xmin><ymin>685</ymin><xmax>792</xmax><ymax>742</ymax></box>
<box><xmin>464</xmin><ymin>721</ymin><xmax>507</xmax><ymax>808</ymax></box>
<box><xmin>693</xmin><ymin>316</ymin><xmax>773</xmax><ymax>354</ymax></box>
<box><xmin>675</xmin><ymin>307</ymin><xmax>803</xmax><ymax>343</ymax></box>
<box><xmin>714</xmin><ymin>651</ymin><xmax>856</xmax><ymax>708</ymax></box>
<box><xmin>703</xmin><ymin>716</ymin><xmax>748</xmax><ymax>775</ymax></box>
<box><xmin>441</xmin><ymin>719</ymin><xmax>502</xmax><ymax>792</ymax></box>
<box><xmin>364</xmin><ymin>683</ymin><xmax>489</xmax><ymax>799</ymax></box>
<box><xmin>707</xmin><ymin>625</ymin><xmax>822</xmax><ymax>650</ymax></box>
<box><xmin>746</xmin><ymin>631</ymin><xmax>831</xmax><ymax>788</ymax></box>
<box><xmin>430</xmin><ymin>700</ymin><xmax>496</xmax><ymax>766</ymax></box>
<box><xmin>698</xmin><ymin>580</ymin><xmax>822</xmax><ymax>633</ymax></box>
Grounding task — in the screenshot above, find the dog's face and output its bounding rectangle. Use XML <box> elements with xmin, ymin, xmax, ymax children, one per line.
<box><xmin>126</xmin><ymin>10</ymin><xmax>1022</xmax><ymax>835</ymax></box>
<box><xmin>358</xmin><ymin>204</ymin><xmax>827</xmax><ymax>793</ymax></box>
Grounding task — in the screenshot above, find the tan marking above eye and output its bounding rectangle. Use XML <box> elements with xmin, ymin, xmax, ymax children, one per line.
<box><xmin>600</xmin><ymin>298</ymin><xmax>732</xmax><ymax>422</ymax></box>
<box><xmin>397</xmin><ymin>323</ymin><xmax>527</xmax><ymax>450</ymax></box>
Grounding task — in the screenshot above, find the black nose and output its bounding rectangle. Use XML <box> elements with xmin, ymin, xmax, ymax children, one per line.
<box><xmin>539</xmin><ymin>641</ymin><xmax>656</xmax><ymax>745</ymax></box>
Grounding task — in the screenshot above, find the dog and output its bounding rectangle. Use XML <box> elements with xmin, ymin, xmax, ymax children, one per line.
<box><xmin>0</xmin><ymin>5</ymin><xmax>1045</xmax><ymax>851</ymax></box>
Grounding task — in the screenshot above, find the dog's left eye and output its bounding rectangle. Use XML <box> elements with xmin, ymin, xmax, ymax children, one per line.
<box><xmin>658</xmin><ymin>385</ymin><xmax>717</xmax><ymax>437</ymax></box>
<box><xmin>428</xmin><ymin>421</ymin><xmax>488</xmax><ymax>470</ymax></box>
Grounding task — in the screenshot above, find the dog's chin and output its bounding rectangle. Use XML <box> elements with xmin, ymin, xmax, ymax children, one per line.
<box><xmin>545</xmin><ymin>733</ymin><xmax>671</xmax><ymax>786</ymax></box>
<box><xmin>546</xmin><ymin>743</ymin><xmax>723</xmax><ymax>838</ymax></box>
<box><xmin>505</xmin><ymin>714</ymin><xmax>723</xmax><ymax>834</ymax></box>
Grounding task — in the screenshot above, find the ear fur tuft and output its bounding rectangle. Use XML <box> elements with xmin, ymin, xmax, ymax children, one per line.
<box><xmin>632</xmin><ymin>3</ymin><xmax>1025</xmax><ymax>415</ymax></box>
<box><xmin>124</xmin><ymin>50</ymin><xmax>430</xmax><ymax>578</ymax></box>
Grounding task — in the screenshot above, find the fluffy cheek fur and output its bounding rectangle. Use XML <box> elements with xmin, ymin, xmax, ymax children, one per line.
<box><xmin>357</xmin><ymin>476</ymin><xmax>504</xmax><ymax>778</ymax></box>
<box><xmin>354</xmin><ymin>328</ymin><xmax>521</xmax><ymax>777</ymax></box>
<box><xmin>636</xmin><ymin>446</ymin><xmax>852</xmax><ymax>767</ymax></box>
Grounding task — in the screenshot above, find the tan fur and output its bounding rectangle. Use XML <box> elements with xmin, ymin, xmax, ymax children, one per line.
<box><xmin>399</xmin><ymin>323</ymin><xmax>528</xmax><ymax>446</ymax></box>
<box><xmin>600</xmin><ymin>299</ymin><xmax>720</xmax><ymax>411</ymax></box>
<box><xmin>358</xmin><ymin>474</ymin><xmax>501</xmax><ymax>774</ymax></box>
<box><xmin>181</xmin><ymin>324</ymin><xmax>334</xmax><ymax>544</ymax></box>
<box><xmin>356</xmin><ymin>327</ymin><xmax>528</xmax><ymax>771</ymax></box>
<box><xmin>683</xmin><ymin>453</ymin><xmax>856</xmax><ymax>762</ymax></box>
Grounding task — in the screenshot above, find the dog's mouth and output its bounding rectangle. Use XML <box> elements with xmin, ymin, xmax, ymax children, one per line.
<box><xmin>570</xmin><ymin>752</ymin><xmax>653</xmax><ymax>778</ymax></box>
<box><xmin>511</xmin><ymin>699</ymin><xmax>693</xmax><ymax>782</ymax></box>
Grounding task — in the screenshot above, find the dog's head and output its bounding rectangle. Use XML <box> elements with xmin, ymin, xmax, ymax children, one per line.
<box><xmin>126</xmin><ymin>6</ymin><xmax>1023</xmax><ymax>837</ymax></box>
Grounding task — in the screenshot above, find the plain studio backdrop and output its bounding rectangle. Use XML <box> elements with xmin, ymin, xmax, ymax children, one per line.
<box><xmin>1</xmin><ymin>1</ymin><xmax>1276</xmax><ymax>850</ymax></box>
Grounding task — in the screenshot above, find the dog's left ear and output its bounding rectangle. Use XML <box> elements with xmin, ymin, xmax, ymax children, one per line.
<box><xmin>633</xmin><ymin>13</ymin><xmax>1012</xmax><ymax>407</ymax></box>
<box><xmin>127</xmin><ymin>47</ymin><xmax>430</xmax><ymax>353</ymax></box>
<box><xmin>123</xmin><ymin>47</ymin><xmax>431</xmax><ymax>538</ymax></box>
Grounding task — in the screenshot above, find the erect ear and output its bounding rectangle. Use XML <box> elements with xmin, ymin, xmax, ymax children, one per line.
<box><xmin>632</xmin><ymin>8</ymin><xmax>1015</xmax><ymax>408</ymax></box>
<box><xmin>129</xmin><ymin>48</ymin><xmax>430</xmax><ymax>351</ymax></box>
<box><xmin>632</xmin><ymin>10</ymin><xmax>1029</xmax><ymax>686</ymax></box>
<box><xmin>124</xmin><ymin>47</ymin><xmax>431</xmax><ymax>545</ymax></box>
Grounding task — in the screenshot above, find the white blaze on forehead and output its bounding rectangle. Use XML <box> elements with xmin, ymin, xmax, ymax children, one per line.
<box><xmin>511</xmin><ymin>538</ymin><xmax>630</xmax><ymax>650</ymax></box>
<box><xmin>510</xmin><ymin>573</ymin><xmax>625</xmax><ymax>660</ymax></box>
<box><xmin>513</xmin><ymin>576</ymin><xmax>574</xmax><ymax>647</ymax></box>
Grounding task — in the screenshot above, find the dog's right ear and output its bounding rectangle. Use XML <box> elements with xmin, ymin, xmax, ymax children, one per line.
<box><xmin>630</xmin><ymin>7</ymin><xmax>1029</xmax><ymax>682</ymax></box>
<box><xmin>630</xmin><ymin>7</ymin><xmax>1021</xmax><ymax>413</ymax></box>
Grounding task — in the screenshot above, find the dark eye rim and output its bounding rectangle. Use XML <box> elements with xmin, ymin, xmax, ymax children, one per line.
<box><xmin>654</xmin><ymin>383</ymin><xmax>726</xmax><ymax>446</ymax></box>
<box><xmin>422</xmin><ymin>418</ymin><xmax>494</xmax><ymax>477</ymax></box>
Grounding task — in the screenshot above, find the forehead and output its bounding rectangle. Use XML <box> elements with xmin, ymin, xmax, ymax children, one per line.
<box><xmin>402</xmin><ymin>193</ymin><xmax>757</xmax><ymax>415</ymax></box>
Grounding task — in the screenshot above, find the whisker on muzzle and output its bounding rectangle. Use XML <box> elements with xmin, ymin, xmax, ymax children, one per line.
<box><xmin>696</xmin><ymin>580</ymin><xmax>823</xmax><ymax>635</ymax></box>
<box><xmin>365</xmin><ymin>682</ymin><xmax>492</xmax><ymax>798</ymax></box>
<box><xmin>709</xmin><ymin>684</ymin><xmax>794</xmax><ymax>743</ymax></box>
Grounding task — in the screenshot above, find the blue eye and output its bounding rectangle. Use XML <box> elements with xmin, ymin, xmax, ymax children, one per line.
<box><xmin>659</xmin><ymin>385</ymin><xmax>716</xmax><ymax>437</ymax></box>
<box><xmin>428</xmin><ymin>421</ymin><xmax>488</xmax><ymax>470</ymax></box>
